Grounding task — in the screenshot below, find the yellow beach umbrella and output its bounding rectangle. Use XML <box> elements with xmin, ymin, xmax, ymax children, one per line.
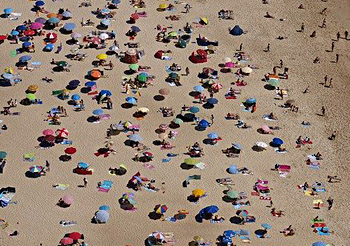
<box><xmin>200</xmin><ymin>17</ymin><xmax>208</xmax><ymax>25</ymax></box>
<box><xmin>28</xmin><ymin>84</ymin><xmax>39</xmax><ymax>92</ymax></box>
<box><xmin>184</xmin><ymin>158</ymin><xmax>200</xmax><ymax>165</ymax></box>
<box><xmin>159</xmin><ymin>4</ymin><xmax>168</xmax><ymax>9</ymax></box>
<box><xmin>96</xmin><ymin>54</ymin><xmax>108</xmax><ymax>60</ymax></box>
<box><xmin>4</xmin><ymin>67</ymin><xmax>14</xmax><ymax>74</ymax></box>
<box><xmin>192</xmin><ymin>189</ymin><xmax>205</xmax><ymax>197</ymax></box>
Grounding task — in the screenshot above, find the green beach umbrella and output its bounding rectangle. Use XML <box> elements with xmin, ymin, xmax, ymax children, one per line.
<box><xmin>172</xmin><ymin>118</ymin><xmax>183</xmax><ymax>125</ymax></box>
<box><xmin>57</xmin><ymin>61</ymin><xmax>68</xmax><ymax>67</ymax></box>
<box><xmin>26</xmin><ymin>93</ymin><xmax>36</xmax><ymax>101</ymax></box>
<box><xmin>184</xmin><ymin>158</ymin><xmax>200</xmax><ymax>165</ymax></box>
<box><xmin>137</xmin><ymin>73</ymin><xmax>147</xmax><ymax>83</ymax></box>
<box><xmin>227</xmin><ymin>190</ymin><xmax>239</xmax><ymax>199</ymax></box>
<box><xmin>268</xmin><ymin>78</ymin><xmax>280</xmax><ymax>87</ymax></box>
<box><xmin>0</xmin><ymin>151</ymin><xmax>7</xmax><ymax>159</ymax></box>
<box><xmin>129</xmin><ymin>64</ymin><xmax>139</xmax><ymax>71</ymax></box>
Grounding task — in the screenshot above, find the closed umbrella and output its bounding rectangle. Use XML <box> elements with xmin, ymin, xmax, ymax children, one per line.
<box><xmin>42</xmin><ymin>129</ymin><xmax>54</xmax><ymax>136</ymax></box>
<box><xmin>26</xmin><ymin>93</ymin><xmax>36</xmax><ymax>101</ymax></box>
<box><xmin>192</xmin><ymin>189</ymin><xmax>205</xmax><ymax>197</ymax></box>
<box><xmin>159</xmin><ymin>88</ymin><xmax>169</xmax><ymax>95</ymax></box>
<box><xmin>60</xmin><ymin>238</ymin><xmax>73</xmax><ymax>245</ymax></box>
<box><xmin>62</xmin><ymin>195</ymin><xmax>74</xmax><ymax>205</ymax></box>
<box><xmin>128</xmin><ymin>134</ymin><xmax>143</xmax><ymax>142</ymax></box>
<box><xmin>95</xmin><ymin>210</ymin><xmax>110</xmax><ymax>223</ymax></box>
<box><xmin>65</xmin><ymin>147</ymin><xmax>77</xmax><ymax>155</ymax></box>
<box><xmin>93</xmin><ymin>109</ymin><xmax>104</xmax><ymax>116</ymax></box>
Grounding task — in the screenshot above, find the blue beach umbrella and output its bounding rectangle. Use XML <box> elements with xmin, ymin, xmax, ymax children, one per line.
<box><xmin>232</xmin><ymin>142</ymin><xmax>242</xmax><ymax>150</ymax></box>
<box><xmin>71</xmin><ymin>94</ymin><xmax>80</xmax><ymax>100</ymax></box>
<box><xmin>22</xmin><ymin>42</ymin><xmax>32</xmax><ymax>48</ymax></box>
<box><xmin>203</xmin><ymin>205</ymin><xmax>219</xmax><ymax>214</ymax></box>
<box><xmin>207</xmin><ymin>132</ymin><xmax>218</xmax><ymax>139</ymax></box>
<box><xmin>2</xmin><ymin>73</ymin><xmax>13</xmax><ymax>80</ymax></box>
<box><xmin>85</xmin><ymin>81</ymin><xmax>96</xmax><ymax>87</ymax></box>
<box><xmin>35</xmin><ymin>17</ymin><xmax>47</xmax><ymax>24</ymax></box>
<box><xmin>78</xmin><ymin>162</ymin><xmax>89</xmax><ymax>169</ymax></box>
<box><xmin>261</xmin><ymin>223</ymin><xmax>272</xmax><ymax>230</ymax></box>
<box><xmin>62</xmin><ymin>11</ymin><xmax>72</xmax><ymax>18</ymax></box>
<box><xmin>99</xmin><ymin>90</ymin><xmax>112</xmax><ymax>96</ymax></box>
<box><xmin>193</xmin><ymin>85</ymin><xmax>204</xmax><ymax>92</ymax></box>
<box><xmin>99</xmin><ymin>205</ymin><xmax>110</xmax><ymax>211</ymax></box>
<box><xmin>19</xmin><ymin>55</ymin><xmax>32</xmax><ymax>62</ymax></box>
<box><xmin>4</xmin><ymin>8</ymin><xmax>13</xmax><ymax>15</ymax></box>
<box><xmin>92</xmin><ymin>109</ymin><xmax>104</xmax><ymax>116</ymax></box>
<box><xmin>35</xmin><ymin>1</ymin><xmax>45</xmax><ymax>7</ymax></box>
<box><xmin>16</xmin><ymin>25</ymin><xmax>26</xmax><ymax>31</ymax></box>
<box><xmin>44</xmin><ymin>43</ymin><xmax>54</xmax><ymax>50</ymax></box>
<box><xmin>207</xmin><ymin>98</ymin><xmax>218</xmax><ymax>104</ymax></box>
<box><xmin>95</xmin><ymin>210</ymin><xmax>109</xmax><ymax>223</ymax></box>
<box><xmin>48</xmin><ymin>17</ymin><xmax>60</xmax><ymax>24</ymax></box>
<box><xmin>198</xmin><ymin>119</ymin><xmax>210</xmax><ymax>128</ymax></box>
<box><xmin>312</xmin><ymin>242</ymin><xmax>327</xmax><ymax>246</ymax></box>
<box><xmin>272</xmin><ymin>137</ymin><xmax>283</xmax><ymax>145</ymax></box>
<box><xmin>112</xmin><ymin>0</ymin><xmax>121</xmax><ymax>4</ymax></box>
<box><xmin>101</xmin><ymin>19</ymin><xmax>111</xmax><ymax>26</ymax></box>
<box><xmin>101</xmin><ymin>8</ymin><xmax>110</xmax><ymax>14</ymax></box>
<box><xmin>128</xmin><ymin>134</ymin><xmax>143</xmax><ymax>142</ymax></box>
<box><xmin>63</xmin><ymin>23</ymin><xmax>76</xmax><ymax>31</ymax></box>
<box><xmin>245</xmin><ymin>98</ymin><xmax>256</xmax><ymax>104</ymax></box>
<box><xmin>223</xmin><ymin>230</ymin><xmax>235</xmax><ymax>238</ymax></box>
<box><xmin>131</xmin><ymin>26</ymin><xmax>141</xmax><ymax>33</ymax></box>
<box><xmin>69</xmin><ymin>80</ymin><xmax>80</xmax><ymax>87</ymax></box>
<box><xmin>126</xmin><ymin>97</ymin><xmax>137</xmax><ymax>105</ymax></box>
<box><xmin>189</xmin><ymin>106</ymin><xmax>199</xmax><ymax>113</ymax></box>
<box><xmin>11</xmin><ymin>30</ymin><xmax>19</xmax><ymax>36</ymax></box>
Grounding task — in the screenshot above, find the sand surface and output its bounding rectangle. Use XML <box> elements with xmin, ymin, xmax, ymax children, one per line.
<box><xmin>0</xmin><ymin>0</ymin><xmax>349</xmax><ymax>245</ymax></box>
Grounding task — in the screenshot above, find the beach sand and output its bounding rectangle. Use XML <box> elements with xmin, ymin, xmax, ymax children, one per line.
<box><xmin>0</xmin><ymin>0</ymin><xmax>349</xmax><ymax>245</ymax></box>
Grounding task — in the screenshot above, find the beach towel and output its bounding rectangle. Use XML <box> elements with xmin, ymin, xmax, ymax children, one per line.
<box><xmin>316</xmin><ymin>227</ymin><xmax>330</xmax><ymax>236</ymax></box>
<box><xmin>60</xmin><ymin>220</ymin><xmax>77</xmax><ymax>227</ymax></box>
<box><xmin>60</xmin><ymin>140</ymin><xmax>73</xmax><ymax>145</ymax></box>
<box><xmin>53</xmin><ymin>184</ymin><xmax>69</xmax><ymax>190</ymax></box>
<box><xmin>309</xmin><ymin>162</ymin><xmax>320</xmax><ymax>169</ymax></box>
<box><xmin>162</xmin><ymin>158</ymin><xmax>171</xmax><ymax>163</ymax></box>
<box><xmin>210</xmin><ymin>218</ymin><xmax>224</xmax><ymax>224</ymax></box>
<box><xmin>23</xmin><ymin>153</ymin><xmax>35</xmax><ymax>162</ymax></box>
<box><xmin>98</xmin><ymin>180</ymin><xmax>113</xmax><ymax>192</ymax></box>
<box><xmin>314</xmin><ymin>222</ymin><xmax>326</xmax><ymax>228</ymax></box>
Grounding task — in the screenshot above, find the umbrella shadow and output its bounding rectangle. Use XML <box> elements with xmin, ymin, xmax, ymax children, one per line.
<box><xmin>0</xmin><ymin>79</ymin><xmax>12</xmax><ymax>87</ymax></box>
<box><xmin>59</xmin><ymin>154</ymin><xmax>72</xmax><ymax>162</ymax></box>
<box><xmin>189</xmin><ymin>91</ymin><xmax>200</xmax><ymax>97</ymax></box>
<box><xmin>124</xmin><ymin>70</ymin><xmax>135</xmax><ymax>75</ymax></box>
<box><xmin>203</xmin><ymin>139</ymin><xmax>212</xmax><ymax>145</ymax></box>
<box><xmin>80</xmin><ymin>87</ymin><xmax>91</xmax><ymax>94</ymax></box>
<box><xmin>195</xmin><ymin>126</ymin><xmax>206</xmax><ymax>131</ymax></box>
<box><xmin>264</xmin><ymin>84</ymin><xmax>275</xmax><ymax>90</ymax></box>
<box><xmin>187</xmin><ymin>195</ymin><xmax>199</xmax><ymax>203</ymax></box>
<box><xmin>121</xmin><ymin>103</ymin><xmax>134</xmax><ymax>109</ymax></box>
<box><xmin>153</xmin><ymin>140</ymin><xmax>162</xmax><ymax>146</ymax></box>
<box><xmin>252</xmin><ymin>146</ymin><xmax>264</xmax><ymax>152</ymax></box>
<box><xmin>148</xmin><ymin>212</ymin><xmax>163</xmax><ymax>220</ymax></box>
<box><xmin>180</xmin><ymin>163</ymin><xmax>194</xmax><ymax>170</ymax></box>
<box><xmin>87</xmin><ymin>116</ymin><xmax>99</xmax><ymax>123</ymax></box>
<box><xmin>66</xmin><ymin>85</ymin><xmax>78</xmax><ymax>90</ymax></box>
<box><xmin>202</xmin><ymin>103</ymin><xmax>214</xmax><ymax>109</ymax></box>
<box><xmin>230</xmin><ymin>216</ymin><xmax>244</xmax><ymax>224</ymax></box>
<box><xmin>25</xmin><ymin>171</ymin><xmax>41</xmax><ymax>178</ymax></box>
<box><xmin>169</xmin><ymin>123</ymin><xmax>180</xmax><ymax>129</ymax></box>
<box><xmin>222</xmin><ymin>196</ymin><xmax>235</xmax><ymax>203</ymax></box>
<box><xmin>153</xmin><ymin>95</ymin><xmax>165</xmax><ymax>101</ymax></box>
<box><xmin>59</xmin><ymin>28</ymin><xmax>73</xmax><ymax>35</ymax></box>
<box><xmin>67</xmin><ymin>100</ymin><xmax>77</xmax><ymax>106</ymax></box>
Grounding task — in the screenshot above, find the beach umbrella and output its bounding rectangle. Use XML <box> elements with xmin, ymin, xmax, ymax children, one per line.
<box><xmin>57</xmin><ymin>61</ymin><xmax>68</xmax><ymax>67</ymax></box>
<box><xmin>200</xmin><ymin>17</ymin><xmax>209</xmax><ymax>25</ymax></box>
<box><xmin>224</xmin><ymin>57</ymin><xmax>232</xmax><ymax>63</ymax></box>
<box><xmin>131</xmin><ymin>26</ymin><xmax>141</xmax><ymax>33</ymax></box>
<box><xmin>29</xmin><ymin>165</ymin><xmax>43</xmax><ymax>173</ymax></box>
<box><xmin>272</xmin><ymin>137</ymin><xmax>283</xmax><ymax>145</ymax></box>
<box><xmin>312</xmin><ymin>242</ymin><xmax>327</xmax><ymax>246</ymax></box>
<box><xmin>241</xmin><ymin>67</ymin><xmax>253</xmax><ymax>74</ymax></box>
<box><xmin>71</xmin><ymin>32</ymin><xmax>82</xmax><ymax>39</ymax></box>
<box><xmin>192</xmin><ymin>189</ymin><xmax>205</xmax><ymax>197</ymax></box>
<box><xmin>65</xmin><ymin>147</ymin><xmax>77</xmax><ymax>155</ymax></box>
<box><xmin>129</xmin><ymin>64</ymin><xmax>139</xmax><ymax>71</ymax></box>
<box><xmin>93</xmin><ymin>109</ymin><xmax>104</xmax><ymax>116</ymax></box>
<box><xmin>167</xmin><ymin>31</ymin><xmax>178</xmax><ymax>37</ymax></box>
<box><xmin>62</xmin><ymin>11</ymin><xmax>72</xmax><ymax>18</ymax></box>
<box><xmin>19</xmin><ymin>55</ymin><xmax>32</xmax><ymax>62</ymax></box>
<box><xmin>159</xmin><ymin>88</ymin><xmax>170</xmax><ymax>95</ymax></box>
<box><xmin>60</xmin><ymin>238</ymin><xmax>73</xmax><ymax>245</ymax></box>
<box><xmin>48</xmin><ymin>17</ymin><xmax>60</xmax><ymax>24</ymax></box>
<box><xmin>207</xmin><ymin>98</ymin><xmax>218</xmax><ymax>105</ymax></box>
<box><xmin>228</xmin><ymin>164</ymin><xmax>238</xmax><ymax>174</ymax></box>
<box><xmin>28</xmin><ymin>85</ymin><xmax>39</xmax><ymax>92</ymax></box>
<box><xmin>203</xmin><ymin>205</ymin><xmax>219</xmax><ymax>214</ymax></box>
<box><xmin>30</xmin><ymin>22</ymin><xmax>43</xmax><ymax>30</ymax></box>
<box><xmin>24</xmin><ymin>30</ymin><xmax>35</xmax><ymax>36</ymax></box>
<box><xmin>255</xmin><ymin>142</ymin><xmax>268</xmax><ymax>149</ymax></box>
<box><xmin>232</xmin><ymin>142</ymin><xmax>242</xmax><ymax>150</ymax></box>
<box><xmin>63</xmin><ymin>23</ymin><xmax>76</xmax><ymax>31</ymax></box>
<box><xmin>56</xmin><ymin>128</ymin><xmax>69</xmax><ymax>138</ymax></box>
<box><xmin>62</xmin><ymin>195</ymin><xmax>74</xmax><ymax>205</ymax></box>
<box><xmin>71</xmin><ymin>94</ymin><xmax>80</xmax><ymax>100</ymax></box>
<box><xmin>112</xmin><ymin>0</ymin><xmax>121</xmax><ymax>4</ymax></box>
<box><xmin>26</xmin><ymin>93</ymin><xmax>36</xmax><ymax>101</ymax></box>
<box><xmin>4</xmin><ymin>8</ymin><xmax>13</xmax><ymax>15</ymax></box>
<box><xmin>152</xmin><ymin>231</ymin><xmax>165</xmax><ymax>240</ymax></box>
<box><xmin>159</xmin><ymin>124</ymin><xmax>169</xmax><ymax>131</ymax></box>
<box><xmin>0</xmin><ymin>151</ymin><xmax>7</xmax><ymax>159</ymax></box>
<box><xmin>78</xmin><ymin>162</ymin><xmax>89</xmax><ymax>169</ymax></box>
<box><xmin>90</xmin><ymin>37</ymin><xmax>101</xmax><ymax>45</ymax></box>
<box><xmin>159</xmin><ymin>3</ymin><xmax>168</xmax><ymax>9</ymax></box>
<box><xmin>230</xmin><ymin>25</ymin><xmax>244</xmax><ymax>36</ymax></box>
<box><xmin>101</xmin><ymin>8</ymin><xmax>111</xmax><ymax>14</ymax></box>
<box><xmin>42</xmin><ymin>129</ymin><xmax>54</xmax><ymax>136</ymax></box>
<box><xmin>68</xmin><ymin>232</ymin><xmax>82</xmax><ymax>240</ymax></box>
<box><xmin>193</xmin><ymin>85</ymin><xmax>204</xmax><ymax>92</ymax></box>
<box><xmin>85</xmin><ymin>81</ymin><xmax>96</xmax><ymax>87</ymax></box>
<box><xmin>207</xmin><ymin>132</ymin><xmax>218</xmax><ymax>139</ymax></box>
<box><xmin>137</xmin><ymin>73</ymin><xmax>147</xmax><ymax>83</ymax></box>
<box><xmin>100</xmin><ymin>19</ymin><xmax>111</xmax><ymax>26</ymax></box>
<box><xmin>154</xmin><ymin>204</ymin><xmax>168</xmax><ymax>214</ymax></box>
<box><xmin>47</xmin><ymin>32</ymin><xmax>57</xmax><ymax>40</ymax></box>
<box><xmin>95</xmin><ymin>210</ymin><xmax>110</xmax><ymax>223</ymax></box>
<box><xmin>268</xmin><ymin>78</ymin><xmax>280</xmax><ymax>87</ymax></box>
<box><xmin>11</xmin><ymin>30</ymin><xmax>19</xmax><ymax>36</ymax></box>
<box><xmin>126</xmin><ymin>97</ymin><xmax>137</xmax><ymax>105</ymax></box>
<box><xmin>172</xmin><ymin>118</ymin><xmax>183</xmax><ymax>125</ymax></box>
<box><xmin>169</xmin><ymin>72</ymin><xmax>179</xmax><ymax>79</ymax></box>
<box><xmin>193</xmin><ymin>236</ymin><xmax>204</xmax><ymax>242</ymax></box>
<box><xmin>69</xmin><ymin>80</ymin><xmax>80</xmax><ymax>87</ymax></box>
<box><xmin>90</xmin><ymin>70</ymin><xmax>102</xmax><ymax>79</ymax></box>
<box><xmin>44</xmin><ymin>43</ymin><xmax>54</xmax><ymax>51</ymax></box>
<box><xmin>99</xmin><ymin>205</ymin><xmax>110</xmax><ymax>211</ymax></box>
<box><xmin>131</xmin><ymin>13</ymin><xmax>139</xmax><ymax>20</ymax></box>
<box><xmin>261</xmin><ymin>223</ymin><xmax>272</xmax><ymax>230</ymax></box>
<box><xmin>189</xmin><ymin>107</ymin><xmax>200</xmax><ymax>113</ymax></box>
<box><xmin>128</xmin><ymin>134</ymin><xmax>143</xmax><ymax>142</ymax></box>
<box><xmin>122</xmin><ymin>192</ymin><xmax>134</xmax><ymax>200</ymax></box>
<box><xmin>225</xmin><ymin>62</ymin><xmax>235</xmax><ymax>68</ymax></box>
<box><xmin>35</xmin><ymin>1</ymin><xmax>45</xmax><ymax>7</ymax></box>
<box><xmin>44</xmin><ymin>135</ymin><xmax>55</xmax><ymax>142</ymax></box>
<box><xmin>198</xmin><ymin>119</ymin><xmax>210</xmax><ymax>128</ymax></box>
<box><xmin>1</xmin><ymin>73</ymin><xmax>13</xmax><ymax>80</ymax></box>
<box><xmin>261</xmin><ymin>125</ymin><xmax>272</xmax><ymax>133</ymax></box>
<box><xmin>184</xmin><ymin>158</ymin><xmax>200</xmax><ymax>165</ymax></box>
<box><xmin>16</xmin><ymin>25</ymin><xmax>26</xmax><ymax>31</ymax></box>
<box><xmin>223</xmin><ymin>230</ymin><xmax>235</xmax><ymax>238</ymax></box>
<box><xmin>211</xmin><ymin>82</ymin><xmax>223</xmax><ymax>90</ymax></box>
<box><xmin>99</xmin><ymin>90</ymin><xmax>112</xmax><ymax>96</ymax></box>
<box><xmin>35</xmin><ymin>17</ymin><xmax>47</xmax><ymax>24</ymax></box>
<box><xmin>245</xmin><ymin>98</ymin><xmax>256</xmax><ymax>104</ymax></box>
<box><xmin>227</xmin><ymin>190</ymin><xmax>239</xmax><ymax>199</ymax></box>
<box><xmin>46</xmin><ymin>13</ymin><xmax>57</xmax><ymax>18</ymax></box>
<box><xmin>0</xmin><ymin>35</ymin><xmax>7</xmax><ymax>41</ymax></box>
<box><xmin>22</xmin><ymin>42</ymin><xmax>32</xmax><ymax>48</ymax></box>
<box><xmin>99</xmin><ymin>33</ymin><xmax>109</xmax><ymax>40</ymax></box>
<box><xmin>137</xmin><ymin>107</ymin><xmax>149</xmax><ymax>113</ymax></box>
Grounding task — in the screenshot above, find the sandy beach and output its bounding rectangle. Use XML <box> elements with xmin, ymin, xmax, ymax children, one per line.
<box><xmin>0</xmin><ymin>0</ymin><xmax>349</xmax><ymax>245</ymax></box>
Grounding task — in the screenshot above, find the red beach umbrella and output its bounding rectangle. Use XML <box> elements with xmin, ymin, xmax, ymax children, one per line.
<box><xmin>65</xmin><ymin>147</ymin><xmax>77</xmax><ymax>155</ymax></box>
<box><xmin>68</xmin><ymin>232</ymin><xmax>82</xmax><ymax>240</ymax></box>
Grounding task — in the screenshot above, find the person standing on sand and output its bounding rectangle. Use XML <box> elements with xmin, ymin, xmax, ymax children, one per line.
<box><xmin>345</xmin><ymin>30</ymin><xmax>348</xmax><ymax>40</ymax></box>
<box><xmin>336</xmin><ymin>32</ymin><xmax>340</xmax><ymax>41</ymax></box>
<box><xmin>328</xmin><ymin>78</ymin><xmax>333</xmax><ymax>88</ymax></box>
<box><xmin>324</xmin><ymin>75</ymin><xmax>328</xmax><ymax>85</ymax></box>
<box><xmin>321</xmin><ymin>18</ymin><xmax>326</xmax><ymax>28</ymax></box>
<box><xmin>266</xmin><ymin>43</ymin><xmax>270</xmax><ymax>52</ymax></box>
<box><xmin>321</xmin><ymin>106</ymin><xmax>326</xmax><ymax>116</ymax></box>
<box><xmin>330</xmin><ymin>42</ymin><xmax>335</xmax><ymax>52</ymax></box>
<box><xmin>83</xmin><ymin>178</ymin><xmax>88</xmax><ymax>188</ymax></box>
<box><xmin>185</xmin><ymin>67</ymin><xmax>190</xmax><ymax>76</ymax></box>
<box><xmin>210</xmin><ymin>114</ymin><xmax>214</xmax><ymax>125</ymax></box>
<box><xmin>239</xmin><ymin>43</ymin><xmax>243</xmax><ymax>51</ymax></box>
<box><xmin>335</xmin><ymin>54</ymin><xmax>339</xmax><ymax>63</ymax></box>
<box><xmin>279</xmin><ymin>59</ymin><xmax>283</xmax><ymax>68</ymax></box>
<box><xmin>329</xmin><ymin>131</ymin><xmax>337</xmax><ymax>140</ymax></box>
<box><xmin>45</xmin><ymin>160</ymin><xmax>50</xmax><ymax>172</ymax></box>
<box><xmin>56</xmin><ymin>42</ymin><xmax>63</xmax><ymax>54</ymax></box>
<box><xmin>301</xmin><ymin>22</ymin><xmax>305</xmax><ymax>32</ymax></box>
<box><xmin>327</xmin><ymin>197</ymin><xmax>334</xmax><ymax>210</ymax></box>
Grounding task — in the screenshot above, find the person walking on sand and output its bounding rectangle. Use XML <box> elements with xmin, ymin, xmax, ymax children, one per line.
<box><xmin>321</xmin><ymin>18</ymin><xmax>326</xmax><ymax>28</ymax></box>
<box><xmin>345</xmin><ymin>30</ymin><xmax>348</xmax><ymax>40</ymax></box>
<box><xmin>324</xmin><ymin>75</ymin><xmax>328</xmax><ymax>85</ymax></box>
<box><xmin>336</xmin><ymin>32</ymin><xmax>340</xmax><ymax>41</ymax></box>
<box><xmin>56</xmin><ymin>42</ymin><xmax>63</xmax><ymax>54</ymax></box>
<box><xmin>330</xmin><ymin>42</ymin><xmax>335</xmax><ymax>52</ymax></box>
<box><xmin>279</xmin><ymin>59</ymin><xmax>283</xmax><ymax>68</ymax></box>
<box><xmin>83</xmin><ymin>178</ymin><xmax>88</xmax><ymax>187</ymax></box>
<box><xmin>239</xmin><ymin>43</ymin><xmax>243</xmax><ymax>51</ymax></box>
<box><xmin>45</xmin><ymin>160</ymin><xmax>50</xmax><ymax>172</ymax></box>
<box><xmin>327</xmin><ymin>197</ymin><xmax>334</xmax><ymax>210</ymax></box>
<box><xmin>320</xmin><ymin>8</ymin><xmax>327</xmax><ymax>15</ymax></box>
<box><xmin>185</xmin><ymin>67</ymin><xmax>190</xmax><ymax>76</ymax></box>
<box><xmin>210</xmin><ymin>114</ymin><xmax>214</xmax><ymax>125</ymax></box>
<box><xmin>301</xmin><ymin>22</ymin><xmax>305</xmax><ymax>32</ymax></box>
<box><xmin>266</xmin><ymin>43</ymin><xmax>270</xmax><ymax>52</ymax></box>
<box><xmin>329</xmin><ymin>131</ymin><xmax>337</xmax><ymax>140</ymax></box>
<box><xmin>328</xmin><ymin>78</ymin><xmax>333</xmax><ymax>88</ymax></box>
<box><xmin>335</xmin><ymin>54</ymin><xmax>339</xmax><ymax>63</ymax></box>
<box><xmin>321</xmin><ymin>106</ymin><xmax>326</xmax><ymax>116</ymax></box>
<box><xmin>310</xmin><ymin>31</ymin><xmax>316</xmax><ymax>37</ymax></box>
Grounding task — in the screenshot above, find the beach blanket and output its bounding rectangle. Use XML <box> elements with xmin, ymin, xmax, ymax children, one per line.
<box><xmin>316</xmin><ymin>227</ymin><xmax>331</xmax><ymax>236</ymax></box>
<box><xmin>98</xmin><ymin>180</ymin><xmax>113</xmax><ymax>192</ymax></box>
<box><xmin>53</xmin><ymin>184</ymin><xmax>69</xmax><ymax>190</ymax></box>
<box><xmin>59</xmin><ymin>140</ymin><xmax>73</xmax><ymax>145</ymax></box>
